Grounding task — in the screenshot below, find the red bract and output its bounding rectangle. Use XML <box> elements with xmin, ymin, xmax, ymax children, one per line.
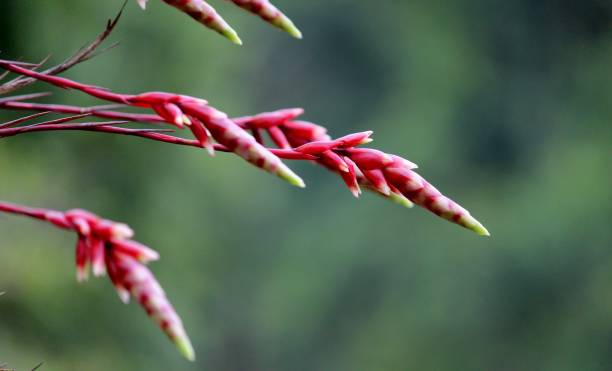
<box><xmin>234</xmin><ymin>111</ymin><xmax>490</xmax><ymax>236</ymax></box>
<box><xmin>0</xmin><ymin>202</ymin><xmax>195</xmax><ymax>361</ymax></box>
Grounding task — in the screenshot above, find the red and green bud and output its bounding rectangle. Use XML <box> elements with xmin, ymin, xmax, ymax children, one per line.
<box><xmin>182</xmin><ymin>103</ymin><xmax>305</xmax><ymax>187</ymax></box>
<box><xmin>107</xmin><ymin>251</ymin><xmax>195</xmax><ymax>361</ymax></box>
<box><xmin>162</xmin><ymin>0</ymin><xmax>242</xmax><ymax>45</ymax></box>
<box><xmin>383</xmin><ymin>167</ymin><xmax>489</xmax><ymax>236</ymax></box>
<box><xmin>229</xmin><ymin>0</ymin><xmax>302</xmax><ymax>38</ymax></box>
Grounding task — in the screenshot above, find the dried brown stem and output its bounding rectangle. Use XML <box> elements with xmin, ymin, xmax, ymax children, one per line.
<box><xmin>0</xmin><ymin>2</ymin><xmax>126</xmax><ymax>95</ymax></box>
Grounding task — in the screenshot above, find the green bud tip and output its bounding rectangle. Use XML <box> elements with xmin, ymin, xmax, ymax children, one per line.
<box><xmin>389</xmin><ymin>192</ymin><xmax>414</xmax><ymax>208</ymax></box>
<box><xmin>278</xmin><ymin>166</ymin><xmax>306</xmax><ymax>188</ymax></box>
<box><xmin>222</xmin><ymin>29</ymin><xmax>243</xmax><ymax>45</ymax></box>
<box><xmin>460</xmin><ymin>215</ymin><xmax>490</xmax><ymax>237</ymax></box>
<box><xmin>176</xmin><ymin>336</ymin><xmax>196</xmax><ymax>362</ymax></box>
<box><xmin>276</xmin><ymin>16</ymin><xmax>303</xmax><ymax>39</ymax></box>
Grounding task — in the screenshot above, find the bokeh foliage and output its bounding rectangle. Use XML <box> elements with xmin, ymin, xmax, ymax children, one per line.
<box><xmin>1</xmin><ymin>0</ymin><xmax>611</xmax><ymax>370</ymax></box>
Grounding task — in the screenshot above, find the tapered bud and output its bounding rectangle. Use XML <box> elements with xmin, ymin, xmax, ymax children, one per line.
<box><xmin>162</xmin><ymin>0</ymin><xmax>242</xmax><ymax>45</ymax></box>
<box><xmin>384</xmin><ymin>167</ymin><xmax>489</xmax><ymax>236</ymax></box>
<box><xmin>361</xmin><ymin>169</ymin><xmax>391</xmax><ymax>196</ymax></box>
<box><xmin>109</xmin><ymin>251</ymin><xmax>195</xmax><ymax>361</ymax></box>
<box><xmin>320</xmin><ymin>151</ymin><xmax>349</xmax><ymax>173</ymax></box>
<box><xmin>152</xmin><ymin>103</ymin><xmax>186</xmax><ymax>128</ymax></box>
<box><xmin>188</xmin><ymin>116</ymin><xmax>215</xmax><ymax>155</ymax></box>
<box><xmin>340</xmin><ymin>156</ymin><xmax>361</xmax><ymax>198</ymax></box>
<box><xmin>229</xmin><ymin>0</ymin><xmax>302</xmax><ymax>38</ymax></box>
<box><xmin>183</xmin><ymin>103</ymin><xmax>305</xmax><ymax>187</ymax></box>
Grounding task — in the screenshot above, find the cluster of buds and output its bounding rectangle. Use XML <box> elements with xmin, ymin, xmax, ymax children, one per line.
<box><xmin>136</xmin><ymin>0</ymin><xmax>301</xmax><ymax>44</ymax></box>
<box><xmin>0</xmin><ymin>60</ymin><xmax>489</xmax><ymax>236</ymax></box>
<box><xmin>0</xmin><ymin>61</ymin><xmax>305</xmax><ymax>188</ymax></box>
<box><xmin>0</xmin><ymin>203</ymin><xmax>195</xmax><ymax>361</ymax></box>
<box><xmin>237</xmin><ymin>109</ymin><xmax>490</xmax><ymax>236</ymax></box>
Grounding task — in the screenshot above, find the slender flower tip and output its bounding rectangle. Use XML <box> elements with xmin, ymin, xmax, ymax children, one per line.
<box><xmin>277</xmin><ymin>165</ymin><xmax>305</xmax><ymax>188</ymax></box>
<box><xmin>459</xmin><ymin>214</ymin><xmax>490</xmax><ymax>236</ymax></box>
<box><xmin>277</xmin><ymin>16</ymin><xmax>303</xmax><ymax>39</ymax></box>
<box><xmin>388</xmin><ymin>192</ymin><xmax>415</xmax><ymax>208</ymax></box>
<box><xmin>175</xmin><ymin>336</ymin><xmax>196</xmax><ymax>362</ymax></box>
<box><xmin>223</xmin><ymin>29</ymin><xmax>243</xmax><ymax>45</ymax></box>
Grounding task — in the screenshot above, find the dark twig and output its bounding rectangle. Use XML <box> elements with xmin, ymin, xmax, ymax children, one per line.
<box><xmin>0</xmin><ymin>2</ymin><xmax>126</xmax><ymax>95</ymax></box>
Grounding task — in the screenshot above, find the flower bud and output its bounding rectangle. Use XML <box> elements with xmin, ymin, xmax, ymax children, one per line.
<box><xmin>109</xmin><ymin>251</ymin><xmax>195</xmax><ymax>361</ymax></box>
<box><xmin>162</xmin><ymin>0</ymin><xmax>242</xmax><ymax>45</ymax></box>
<box><xmin>182</xmin><ymin>103</ymin><xmax>305</xmax><ymax>188</ymax></box>
<box><xmin>229</xmin><ymin>0</ymin><xmax>302</xmax><ymax>38</ymax></box>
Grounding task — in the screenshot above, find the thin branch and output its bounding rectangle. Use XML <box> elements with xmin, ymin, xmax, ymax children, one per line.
<box><xmin>0</xmin><ymin>2</ymin><xmax>126</xmax><ymax>95</ymax></box>
<box><xmin>0</xmin><ymin>111</ymin><xmax>51</xmax><ymax>129</ymax></box>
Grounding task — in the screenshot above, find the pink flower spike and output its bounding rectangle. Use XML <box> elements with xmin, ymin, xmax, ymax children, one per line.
<box><xmin>111</xmin><ymin>251</ymin><xmax>195</xmax><ymax>361</ymax></box>
<box><xmin>384</xmin><ymin>168</ymin><xmax>489</xmax><ymax>235</ymax></box>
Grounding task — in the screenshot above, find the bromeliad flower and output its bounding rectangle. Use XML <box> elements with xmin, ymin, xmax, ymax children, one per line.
<box><xmin>0</xmin><ymin>202</ymin><xmax>195</xmax><ymax>361</ymax></box>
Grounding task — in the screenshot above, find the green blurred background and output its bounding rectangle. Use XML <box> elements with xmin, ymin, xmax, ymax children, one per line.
<box><xmin>1</xmin><ymin>1</ymin><xmax>611</xmax><ymax>370</ymax></box>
